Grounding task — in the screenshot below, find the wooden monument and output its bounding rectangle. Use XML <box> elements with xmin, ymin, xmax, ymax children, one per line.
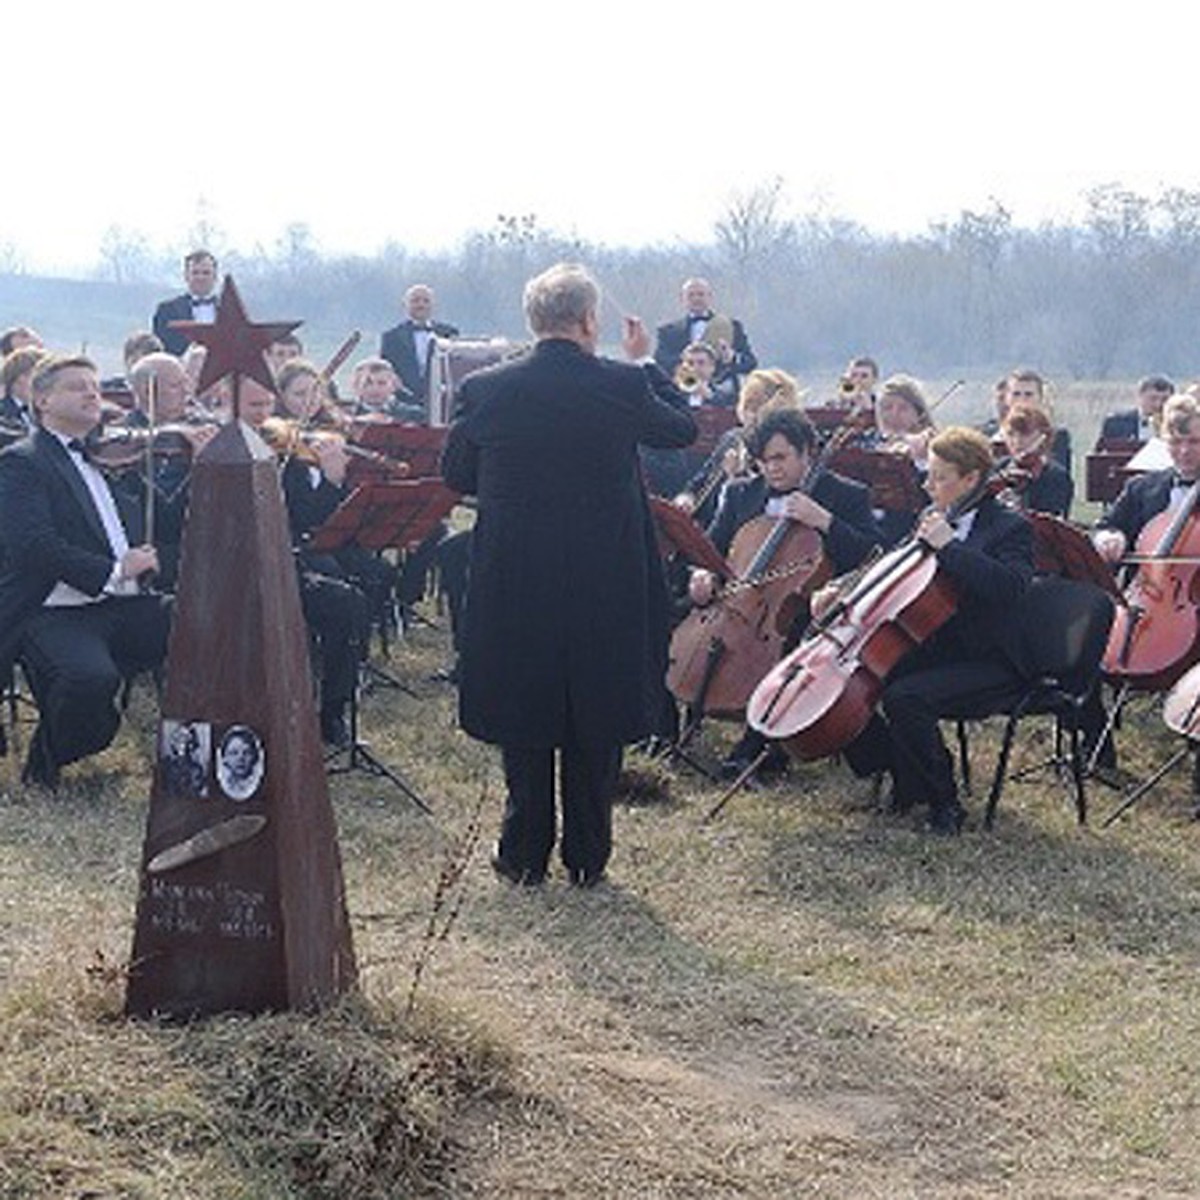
<box><xmin>125</xmin><ymin>278</ymin><xmax>357</xmax><ymax>1018</ymax></box>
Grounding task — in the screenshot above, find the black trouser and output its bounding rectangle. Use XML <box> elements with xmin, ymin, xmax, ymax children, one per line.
<box><xmin>499</xmin><ymin>737</ymin><xmax>623</xmax><ymax>881</ymax></box>
<box><xmin>298</xmin><ymin>569</ymin><xmax>367</xmax><ymax>715</ymax></box>
<box><xmin>845</xmin><ymin>658</ymin><xmax>1025</xmax><ymax>814</ymax></box>
<box><xmin>19</xmin><ymin>594</ymin><xmax>172</xmax><ymax>770</ymax></box>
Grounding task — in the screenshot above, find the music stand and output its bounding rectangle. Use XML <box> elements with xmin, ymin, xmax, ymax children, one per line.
<box><xmin>826</xmin><ymin>447</ymin><xmax>926</xmax><ymax>512</ymax></box>
<box><xmin>310</xmin><ymin>480</ymin><xmax>460</xmax><ymax>811</ymax></box>
<box><xmin>1085</xmin><ymin>440</ymin><xmax>1140</xmax><ymax>504</ymax></box>
<box><xmin>349</xmin><ymin>422</ymin><xmax>448</xmax><ymax>482</ymax></box>
<box><xmin>648</xmin><ymin>497</ymin><xmax>730</xmax><ymax>575</ymax></box>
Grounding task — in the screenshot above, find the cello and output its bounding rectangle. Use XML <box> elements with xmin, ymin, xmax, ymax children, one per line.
<box><xmin>666</xmin><ymin>414</ymin><xmax>868</xmax><ymax>717</ymax></box>
<box><xmin>746</xmin><ymin>472</ymin><xmax>1003</xmax><ymax>760</ymax></box>
<box><xmin>1101</xmin><ymin>480</ymin><xmax>1200</xmax><ymax>692</ymax></box>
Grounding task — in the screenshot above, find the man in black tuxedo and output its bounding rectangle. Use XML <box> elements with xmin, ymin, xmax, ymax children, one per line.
<box><xmin>379</xmin><ymin>284</ymin><xmax>459</xmax><ymax>415</ymax></box>
<box><xmin>653</xmin><ymin>277</ymin><xmax>757</xmax><ymax>389</ymax></box>
<box><xmin>151</xmin><ymin>250</ymin><xmax>220</xmax><ymax>357</ymax></box>
<box><xmin>0</xmin><ymin>345</ymin><xmax>42</xmax><ymax>433</ymax></box>
<box><xmin>1098</xmin><ymin>375</ymin><xmax>1174</xmax><ymax>445</ymax></box>
<box><xmin>0</xmin><ymin>356</ymin><xmax>171</xmax><ymax>787</ymax></box>
<box><xmin>441</xmin><ymin>263</ymin><xmax>696</xmax><ymax>887</ymax></box>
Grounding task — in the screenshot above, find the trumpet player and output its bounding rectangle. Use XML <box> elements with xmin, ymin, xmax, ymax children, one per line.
<box><xmin>673</xmin><ymin>342</ymin><xmax>737</xmax><ymax>408</ymax></box>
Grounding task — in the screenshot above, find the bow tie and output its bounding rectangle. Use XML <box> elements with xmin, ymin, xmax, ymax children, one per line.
<box><xmin>1171</xmin><ymin>474</ymin><xmax>1198</xmax><ymax>489</ymax></box>
<box><xmin>689</xmin><ymin>311</ymin><xmax>713</xmax><ymax>322</ymax></box>
<box><xmin>411</xmin><ymin>323</ymin><xmax>431</xmax><ymax>331</ymax></box>
<box><xmin>190</xmin><ymin>296</ymin><xmax>216</xmax><ymax>306</ymax></box>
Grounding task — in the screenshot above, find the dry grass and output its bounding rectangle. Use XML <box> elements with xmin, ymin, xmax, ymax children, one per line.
<box><xmin>6</xmin><ymin>498</ymin><xmax>1200</xmax><ymax>1193</ymax></box>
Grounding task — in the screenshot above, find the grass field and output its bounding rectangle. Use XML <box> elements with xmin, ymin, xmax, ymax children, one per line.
<box><xmin>2</xmin><ymin>597</ymin><xmax>1200</xmax><ymax>1198</ymax></box>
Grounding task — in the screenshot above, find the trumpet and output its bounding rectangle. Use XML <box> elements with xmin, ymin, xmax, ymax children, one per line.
<box><xmin>674</xmin><ymin>362</ymin><xmax>704</xmax><ymax>393</ymax></box>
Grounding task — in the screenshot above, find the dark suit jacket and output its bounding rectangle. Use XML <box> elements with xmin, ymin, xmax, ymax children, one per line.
<box><xmin>441</xmin><ymin>338</ymin><xmax>696</xmax><ymax>749</ymax></box>
<box><xmin>152</xmin><ymin>293</ymin><xmax>218</xmax><ymax>356</ymax></box>
<box><xmin>653</xmin><ymin>314</ymin><xmax>757</xmax><ymax>383</ymax></box>
<box><xmin>1099</xmin><ymin>468</ymin><xmax>1176</xmax><ymax>546</ymax></box>
<box><xmin>0</xmin><ymin>428</ymin><xmax>139</xmax><ymax>672</ymax></box>
<box><xmin>380</xmin><ymin>319</ymin><xmax>460</xmax><ymax>403</ymax></box>
<box><xmin>929</xmin><ymin>496</ymin><xmax>1033</xmax><ymax>670</ymax></box>
<box><xmin>706</xmin><ymin>471</ymin><xmax>881</xmax><ymax>577</ymax></box>
<box><xmin>0</xmin><ymin>393</ymin><xmax>32</xmax><ymax>433</ymax></box>
<box><xmin>1099</xmin><ymin>408</ymin><xmax>1145</xmax><ymax>444</ymax></box>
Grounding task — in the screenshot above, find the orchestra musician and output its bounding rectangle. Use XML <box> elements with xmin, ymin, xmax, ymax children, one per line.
<box><xmin>1002</xmin><ymin>369</ymin><xmax>1072</xmax><ymax>475</ymax></box>
<box><xmin>688</xmin><ymin>406</ymin><xmax>881</xmax><ymax>777</ymax></box>
<box><xmin>0</xmin><ymin>327</ymin><xmax>42</xmax><ymax>356</ymax></box>
<box><xmin>0</xmin><ymin>355</ymin><xmax>171</xmax><ymax>788</ymax></box>
<box><xmin>859</xmin><ymin>374</ymin><xmax>936</xmax><ymax>546</ymax></box>
<box><xmin>1093</xmin><ymin>390</ymin><xmax>1200</xmax><ymax>564</ymax></box>
<box><xmin>152</xmin><ymin>250</ymin><xmax>219</xmax><ymax>357</ymax></box>
<box><xmin>1098</xmin><ymin>375</ymin><xmax>1174</xmax><ymax>445</ymax></box>
<box><xmin>653</xmin><ymin>277</ymin><xmax>757</xmax><ymax>389</ymax></box>
<box><xmin>441</xmin><ymin>263</ymin><xmax>696</xmax><ymax>888</ymax></box>
<box><xmin>266</xmin><ymin>333</ymin><xmax>304</xmax><ymax>377</ymax></box>
<box><xmin>380</xmin><ymin>284</ymin><xmax>459</xmax><ymax>409</ymax></box>
<box><xmin>1</xmin><ymin>345</ymin><xmax>44</xmax><ymax>434</ymax></box>
<box><xmin>674</xmin><ymin>367</ymin><xmax>804</xmax><ymax>525</ymax></box>
<box><xmin>833</xmin><ymin>426</ymin><xmax>1034</xmax><ymax>834</ymax></box>
<box><xmin>349</xmin><ymin>357</ymin><xmax>406</xmax><ymax>421</ymax></box>
<box><xmin>836</xmin><ymin>355</ymin><xmax>879</xmax><ymax>412</ymax></box>
<box><xmin>998</xmin><ymin>403</ymin><xmax>1073</xmax><ymax>517</ymax></box>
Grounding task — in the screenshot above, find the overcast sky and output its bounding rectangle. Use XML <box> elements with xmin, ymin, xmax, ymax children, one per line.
<box><xmin>5</xmin><ymin>0</ymin><xmax>1194</xmax><ymax>274</ymax></box>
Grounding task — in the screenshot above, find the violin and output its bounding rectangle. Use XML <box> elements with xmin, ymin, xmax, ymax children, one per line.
<box><xmin>258</xmin><ymin>416</ymin><xmax>410</xmax><ymax>480</ymax></box>
<box><xmin>84</xmin><ymin>422</ymin><xmax>219</xmax><ymax>471</ymax></box>
<box><xmin>745</xmin><ymin>473</ymin><xmax>1001</xmax><ymax>760</ymax></box>
<box><xmin>1102</xmin><ymin>479</ymin><xmax>1200</xmax><ymax>690</ymax></box>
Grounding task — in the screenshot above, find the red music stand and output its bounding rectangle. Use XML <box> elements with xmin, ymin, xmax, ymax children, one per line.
<box><xmin>307</xmin><ymin>480</ymin><xmax>460</xmax><ymax>807</ymax></box>
<box><xmin>826</xmin><ymin>447</ymin><xmax>926</xmax><ymax>512</ymax></box>
<box><xmin>1085</xmin><ymin>440</ymin><xmax>1140</xmax><ymax>504</ymax></box>
<box><xmin>349</xmin><ymin>422</ymin><xmax>448</xmax><ymax>483</ymax></box>
<box><xmin>648</xmin><ymin>497</ymin><xmax>730</xmax><ymax>576</ymax></box>
<box><xmin>309</xmin><ymin>479</ymin><xmax>459</xmax><ymax>556</ymax></box>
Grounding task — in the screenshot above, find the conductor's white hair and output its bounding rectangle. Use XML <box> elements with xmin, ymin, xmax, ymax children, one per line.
<box><xmin>523</xmin><ymin>263</ymin><xmax>599</xmax><ymax>336</ymax></box>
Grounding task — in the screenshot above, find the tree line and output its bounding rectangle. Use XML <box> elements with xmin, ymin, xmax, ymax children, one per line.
<box><xmin>3</xmin><ymin>179</ymin><xmax>1197</xmax><ymax>380</ymax></box>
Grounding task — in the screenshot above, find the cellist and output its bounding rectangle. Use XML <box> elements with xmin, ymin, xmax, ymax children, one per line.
<box><xmin>687</xmin><ymin>407</ymin><xmax>880</xmax><ymax>777</ymax></box>
<box><xmin>829</xmin><ymin>427</ymin><xmax>1034</xmax><ymax>834</ymax></box>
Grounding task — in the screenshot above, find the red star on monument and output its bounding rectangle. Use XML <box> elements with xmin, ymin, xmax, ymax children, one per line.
<box><xmin>170</xmin><ymin>275</ymin><xmax>301</xmax><ymax>399</ymax></box>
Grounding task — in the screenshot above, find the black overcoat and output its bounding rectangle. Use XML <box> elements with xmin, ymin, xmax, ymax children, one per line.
<box><xmin>441</xmin><ymin>338</ymin><xmax>697</xmax><ymax>749</ymax></box>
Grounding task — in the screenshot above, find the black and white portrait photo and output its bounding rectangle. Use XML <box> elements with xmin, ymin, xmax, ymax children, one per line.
<box><xmin>159</xmin><ymin>720</ymin><xmax>211</xmax><ymax>799</ymax></box>
<box><xmin>215</xmin><ymin>725</ymin><xmax>265</xmax><ymax>801</ymax></box>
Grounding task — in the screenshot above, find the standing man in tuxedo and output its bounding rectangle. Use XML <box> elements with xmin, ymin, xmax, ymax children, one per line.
<box><xmin>442</xmin><ymin>263</ymin><xmax>696</xmax><ymax>887</ymax></box>
<box><xmin>653</xmin><ymin>277</ymin><xmax>757</xmax><ymax>391</ymax></box>
<box><xmin>0</xmin><ymin>355</ymin><xmax>171</xmax><ymax>787</ymax></box>
<box><xmin>379</xmin><ymin>284</ymin><xmax>459</xmax><ymax>417</ymax></box>
<box><xmin>152</xmin><ymin>250</ymin><xmax>220</xmax><ymax>356</ymax></box>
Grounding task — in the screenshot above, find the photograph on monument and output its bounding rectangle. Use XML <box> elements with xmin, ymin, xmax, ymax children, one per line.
<box><xmin>158</xmin><ymin>720</ymin><xmax>211</xmax><ymax>799</ymax></box>
<box><xmin>215</xmin><ymin>725</ymin><xmax>265</xmax><ymax>802</ymax></box>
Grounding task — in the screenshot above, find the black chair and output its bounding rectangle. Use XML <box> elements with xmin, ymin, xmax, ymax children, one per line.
<box><xmin>978</xmin><ymin>577</ymin><xmax>1116</xmax><ymax>828</ymax></box>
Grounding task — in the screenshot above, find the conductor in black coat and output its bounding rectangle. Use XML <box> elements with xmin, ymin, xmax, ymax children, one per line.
<box><xmin>0</xmin><ymin>356</ymin><xmax>171</xmax><ymax>787</ymax></box>
<box><xmin>441</xmin><ymin>263</ymin><xmax>697</xmax><ymax>887</ymax></box>
<box><xmin>379</xmin><ymin>284</ymin><xmax>459</xmax><ymax>411</ymax></box>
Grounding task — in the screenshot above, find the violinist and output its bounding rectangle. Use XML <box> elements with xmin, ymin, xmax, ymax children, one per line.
<box><xmin>104</xmin><ymin>353</ymin><xmax>217</xmax><ymax>590</ymax></box>
<box><xmin>833</xmin><ymin>427</ymin><xmax>1034</xmax><ymax>834</ymax></box>
<box><xmin>855</xmin><ymin>374</ymin><xmax>935</xmax><ymax>546</ymax></box>
<box><xmin>1003</xmin><ymin>369</ymin><xmax>1072</xmax><ymax>476</ymax></box>
<box><xmin>689</xmin><ymin>407</ymin><xmax>880</xmax><ymax>776</ymax></box>
<box><xmin>998</xmin><ymin>403</ymin><xmax>1073</xmax><ymax>517</ymax></box>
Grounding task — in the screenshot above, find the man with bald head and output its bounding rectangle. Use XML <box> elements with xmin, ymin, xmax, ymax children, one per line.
<box><xmin>653</xmin><ymin>277</ymin><xmax>757</xmax><ymax>397</ymax></box>
<box><xmin>380</xmin><ymin>284</ymin><xmax>459</xmax><ymax>417</ymax></box>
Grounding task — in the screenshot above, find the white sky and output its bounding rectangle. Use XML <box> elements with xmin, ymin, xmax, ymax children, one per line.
<box><xmin>5</xmin><ymin>0</ymin><xmax>1194</xmax><ymax>274</ymax></box>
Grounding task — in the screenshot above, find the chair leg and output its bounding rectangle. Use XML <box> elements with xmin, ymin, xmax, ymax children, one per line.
<box><xmin>984</xmin><ymin>711</ymin><xmax>1022</xmax><ymax>829</ymax></box>
<box><xmin>956</xmin><ymin>720</ymin><xmax>972</xmax><ymax>796</ymax></box>
<box><xmin>1067</xmin><ymin>719</ymin><xmax>1087</xmax><ymax>824</ymax></box>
